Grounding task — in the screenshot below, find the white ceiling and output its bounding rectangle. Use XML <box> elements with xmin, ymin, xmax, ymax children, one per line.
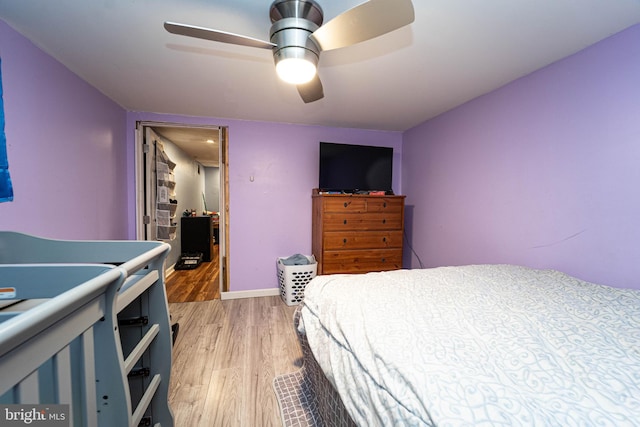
<box><xmin>1</xmin><ymin>0</ymin><xmax>639</xmax><ymax>133</ymax></box>
<box><xmin>152</xmin><ymin>125</ymin><xmax>220</xmax><ymax>167</ymax></box>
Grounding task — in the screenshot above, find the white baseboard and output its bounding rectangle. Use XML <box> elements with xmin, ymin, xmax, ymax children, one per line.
<box><xmin>221</xmin><ymin>288</ymin><xmax>280</xmax><ymax>300</ymax></box>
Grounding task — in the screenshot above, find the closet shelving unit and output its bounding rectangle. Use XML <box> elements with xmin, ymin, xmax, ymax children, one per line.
<box><xmin>156</xmin><ymin>145</ymin><xmax>177</xmax><ymax>241</ymax></box>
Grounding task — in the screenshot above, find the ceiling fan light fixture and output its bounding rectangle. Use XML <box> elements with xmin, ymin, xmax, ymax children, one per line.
<box><xmin>273</xmin><ymin>45</ymin><xmax>318</xmax><ymax>84</ymax></box>
<box><xmin>276</xmin><ymin>57</ymin><xmax>316</xmax><ymax>84</ymax></box>
<box><xmin>270</xmin><ymin>14</ymin><xmax>321</xmax><ymax>86</ymax></box>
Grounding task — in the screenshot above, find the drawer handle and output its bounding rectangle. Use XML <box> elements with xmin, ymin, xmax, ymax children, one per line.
<box><xmin>343</xmin><ymin>219</ymin><xmax>347</xmax><ymax>225</ymax></box>
<box><xmin>382</xmin><ymin>237</ymin><xmax>387</xmax><ymax>242</ymax></box>
<box><xmin>382</xmin><ymin>219</ymin><xmax>386</xmax><ymax>224</ymax></box>
<box><xmin>343</xmin><ymin>238</ymin><xmax>347</xmax><ymax>243</ymax></box>
<box><xmin>344</xmin><ymin>202</ymin><xmax>348</xmax><ymax>208</ymax></box>
<box><xmin>381</xmin><ymin>258</ymin><xmax>386</xmax><ymax>263</ymax></box>
<box><xmin>383</xmin><ymin>202</ymin><xmax>387</xmax><ymax>208</ymax></box>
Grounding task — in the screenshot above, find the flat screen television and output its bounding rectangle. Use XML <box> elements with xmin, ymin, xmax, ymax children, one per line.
<box><xmin>319</xmin><ymin>142</ymin><xmax>393</xmax><ymax>193</ymax></box>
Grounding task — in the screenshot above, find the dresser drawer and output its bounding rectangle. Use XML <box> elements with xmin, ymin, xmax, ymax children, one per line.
<box><xmin>365</xmin><ymin>197</ymin><xmax>403</xmax><ymax>213</ymax></box>
<box><xmin>322</xmin><ymin>249</ymin><xmax>402</xmax><ymax>274</ymax></box>
<box><xmin>322</xmin><ymin>197</ymin><xmax>403</xmax><ymax>214</ymax></box>
<box><xmin>323</xmin><ymin>230</ymin><xmax>403</xmax><ymax>250</ymax></box>
<box><xmin>322</xmin><ymin>213</ymin><xmax>403</xmax><ymax>231</ymax></box>
<box><xmin>323</xmin><ymin>198</ymin><xmax>367</xmax><ymax>213</ymax></box>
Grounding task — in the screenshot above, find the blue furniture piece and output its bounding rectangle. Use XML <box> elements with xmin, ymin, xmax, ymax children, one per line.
<box><xmin>0</xmin><ymin>232</ymin><xmax>175</xmax><ymax>427</ymax></box>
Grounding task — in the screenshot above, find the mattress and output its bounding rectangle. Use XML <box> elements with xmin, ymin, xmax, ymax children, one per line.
<box><xmin>299</xmin><ymin>264</ymin><xmax>640</xmax><ymax>426</ymax></box>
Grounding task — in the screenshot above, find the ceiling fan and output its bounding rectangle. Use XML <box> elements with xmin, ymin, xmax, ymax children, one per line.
<box><xmin>164</xmin><ymin>0</ymin><xmax>414</xmax><ymax>103</ymax></box>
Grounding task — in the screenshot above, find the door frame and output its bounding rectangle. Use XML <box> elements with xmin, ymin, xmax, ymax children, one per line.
<box><xmin>134</xmin><ymin>120</ymin><xmax>229</xmax><ymax>296</ymax></box>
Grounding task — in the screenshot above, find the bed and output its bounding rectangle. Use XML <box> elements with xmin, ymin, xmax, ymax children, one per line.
<box><xmin>0</xmin><ymin>231</ymin><xmax>174</xmax><ymax>427</ymax></box>
<box><xmin>278</xmin><ymin>264</ymin><xmax>640</xmax><ymax>426</ymax></box>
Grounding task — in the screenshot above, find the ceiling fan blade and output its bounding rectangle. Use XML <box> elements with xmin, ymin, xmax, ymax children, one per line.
<box><xmin>164</xmin><ymin>21</ymin><xmax>276</xmax><ymax>50</ymax></box>
<box><xmin>297</xmin><ymin>75</ymin><xmax>324</xmax><ymax>103</ymax></box>
<box><xmin>310</xmin><ymin>0</ymin><xmax>414</xmax><ymax>52</ymax></box>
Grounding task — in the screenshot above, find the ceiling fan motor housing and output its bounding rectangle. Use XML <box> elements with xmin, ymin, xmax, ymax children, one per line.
<box><xmin>269</xmin><ymin>0</ymin><xmax>324</xmax><ymax>71</ymax></box>
<box><xmin>269</xmin><ymin>0</ymin><xmax>323</xmax><ymax>25</ymax></box>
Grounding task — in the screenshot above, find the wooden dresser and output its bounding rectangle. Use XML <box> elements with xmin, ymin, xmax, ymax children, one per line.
<box><xmin>312</xmin><ymin>190</ymin><xmax>405</xmax><ymax>274</ymax></box>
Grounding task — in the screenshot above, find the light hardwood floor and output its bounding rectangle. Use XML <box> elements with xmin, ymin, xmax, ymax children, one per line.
<box><xmin>166</xmin><ymin>245</ymin><xmax>221</xmax><ymax>303</ymax></box>
<box><xmin>167</xmin><ymin>296</ymin><xmax>302</xmax><ymax>426</ymax></box>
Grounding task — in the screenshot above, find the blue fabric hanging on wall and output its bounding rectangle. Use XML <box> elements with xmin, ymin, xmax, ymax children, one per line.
<box><xmin>0</xmin><ymin>57</ymin><xmax>14</xmax><ymax>202</ymax></box>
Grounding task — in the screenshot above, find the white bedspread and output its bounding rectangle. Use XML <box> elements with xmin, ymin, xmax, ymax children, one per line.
<box><xmin>299</xmin><ymin>265</ymin><xmax>640</xmax><ymax>426</ymax></box>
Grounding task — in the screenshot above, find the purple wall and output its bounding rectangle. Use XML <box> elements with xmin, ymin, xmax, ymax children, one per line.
<box><xmin>403</xmin><ymin>24</ymin><xmax>640</xmax><ymax>289</ymax></box>
<box><xmin>0</xmin><ymin>20</ymin><xmax>128</xmax><ymax>239</ymax></box>
<box><xmin>127</xmin><ymin>113</ymin><xmax>402</xmax><ymax>292</ymax></box>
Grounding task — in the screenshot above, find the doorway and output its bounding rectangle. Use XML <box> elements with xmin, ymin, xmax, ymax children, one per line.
<box><xmin>135</xmin><ymin>122</ymin><xmax>229</xmax><ymax>301</ymax></box>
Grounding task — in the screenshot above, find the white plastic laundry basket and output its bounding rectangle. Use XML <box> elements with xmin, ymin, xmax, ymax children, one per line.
<box><xmin>277</xmin><ymin>255</ymin><xmax>317</xmax><ymax>306</ymax></box>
